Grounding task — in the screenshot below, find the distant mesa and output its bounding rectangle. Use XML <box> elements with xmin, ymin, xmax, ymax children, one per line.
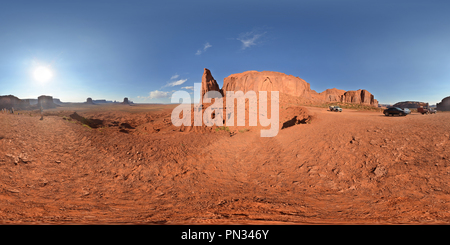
<box><xmin>53</xmin><ymin>98</ymin><xmax>63</xmax><ymax>104</ymax></box>
<box><xmin>93</xmin><ymin>99</ymin><xmax>113</xmax><ymax>104</ymax></box>
<box><xmin>38</xmin><ymin>95</ymin><xmax>58</xmax><ymax>109</ymax></box>
<box><xmin>85</xmin><ymin>97</ymin><xmax>95</xmax><ymax>104</ymax></box>
<box><xmin>0</xmin><ymin>95</ymin><xmax>63</xmax><ymax>110</ymax></box>
<box><xmin>0</xmin><ymin>95</ymin><xmax>31</xmax><ymax>110</ymax></box>
<box><xmin>121</xmin><ymin>97</ymin><xmax>133</xmax><ymax>105</ymax></box>
<box><xmin>392</xmin><ymin>101</ymin><xmax>429</xmax><ymax>109</ymax></box>
<box><xmin>23</xmin><ymin>98</ymin><xmax>63</xmax><ymax>105</ymax></box>
<box><xmin>437</xmin><ymin>96</ymin><xmax>450</xmax><ymax>111</ymax></box>
<box><xmin>85</xmin><ymin>98</ymin><xmax>117</xmax><ymax>104</ymax></box>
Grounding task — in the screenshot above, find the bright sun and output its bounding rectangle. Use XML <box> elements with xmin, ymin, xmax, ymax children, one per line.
<box><xmin>33</xmin><ymin>66</ymin><xmax>53</xmax><ymax>83</ymax></box>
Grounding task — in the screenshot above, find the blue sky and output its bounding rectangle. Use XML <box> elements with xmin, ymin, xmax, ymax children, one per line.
<box><xmin>1</xmin><ymin>0</ymin><xmax>450</xmax><ymax>104</ymax></box>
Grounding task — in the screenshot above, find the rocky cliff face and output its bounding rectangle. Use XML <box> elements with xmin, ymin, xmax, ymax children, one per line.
<box><xmin>316</xmin><ymin>88</ymin><xmax>346</xmax><ymax>102</ymax></box>
<box><xmin>340</xmin><ymin>89</ymin><xmax>378</xmax><ymax>107</ymax></box>
<box><xmin>437</xmin><ymin>97</ymin><xmax>450</xmax><ymax>111</ymax></box>
<box><xmin>217</xmin><ymin>69</ymin><xmax>378</xmax><ymax>107</ymax></box>
<box><xmin>222</xmin><ymin>70</ymin><xmax>312</xmax><ymax>99</ymax></box>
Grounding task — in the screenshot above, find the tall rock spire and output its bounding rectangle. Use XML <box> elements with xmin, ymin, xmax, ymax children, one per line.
<box><xmin>201</xmin><ymin>68</ymin><xmax>222</xmax><ymax>99</ymax></box>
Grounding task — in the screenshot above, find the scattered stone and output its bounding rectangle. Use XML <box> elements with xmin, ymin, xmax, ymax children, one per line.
<box><xmin>40</xmin><ymin>180</ymin><xmax>49</xmax><ymax>187</ymax></box>
<box><xmin>373</xmin><ymin>165</ymin><xmax>387</xmax><ymax>177</ymax></box>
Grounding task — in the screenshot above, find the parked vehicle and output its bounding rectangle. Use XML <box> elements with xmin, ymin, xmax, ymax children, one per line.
<box><xmin>417</xmin><ymin>107</ymin><xmax>436</xmax><ymax>114</ymax></box>
<box><xmin>383</xmin><ymin>107</ymin><xmax>409</xmax><ymax>116</ymax></box>
<box><xmin>329</xmin><ymin>105</ymin><xmax>342</xmax><ymax>112</ymax></box>
<box><xmin>403</xmin><ymin>108</ymin><xmax>411</xmax><ymax>114</ymax></box>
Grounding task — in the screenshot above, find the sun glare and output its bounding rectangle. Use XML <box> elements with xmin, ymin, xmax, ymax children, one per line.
<box><xmin>33</xmin><ymin>66</ymin><xmax>53</xmax><ymax>83</ymax></box>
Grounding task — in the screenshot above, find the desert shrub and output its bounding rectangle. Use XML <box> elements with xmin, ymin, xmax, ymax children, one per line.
<box><xmin>215</xmin><ymin>126</ymin><xmax>230</xmax><ymax>132</ymax></box>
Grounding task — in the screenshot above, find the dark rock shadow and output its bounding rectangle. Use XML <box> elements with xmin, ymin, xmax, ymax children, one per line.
<box><xmin>69</xmin><ymin>112</ymin><xmax>104</xmax><ymax>128</ymax></box>
<box><xmin>281</xmin><ymin>116</ymin><xmax>309</xmax><ymax>129</ymax></box>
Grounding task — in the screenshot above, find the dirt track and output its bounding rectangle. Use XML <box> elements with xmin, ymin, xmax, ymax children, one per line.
<box><xmin>1</xmin><ymin>105</ymin><xmax>450</xmax><ymax>224</ymax></box>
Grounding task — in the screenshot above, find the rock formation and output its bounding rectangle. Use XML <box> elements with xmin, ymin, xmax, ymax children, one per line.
<box><xmin>0</xmin><ymin>95</ymin><xmax>31</xmax><ymax>110</ymax></box>
<box><xmin>122</xmin><ymin>97</ymin><xmax>130</xmax><ymax>104</ymax></box>
<box><xmin>437</xmin><ymin>96</ymin><xmax>450</xmax><ymax>111</ymax></box>
<box><xmin>38</xmin><ymin>95</ymin><xmax>57</xmax><ymax>109</ymax></box>
<box><xmin>93</xmin><ymin>99</ymin><xmax>113</xmax><ymax>104</ymax></box>
<box><xmin>222</xmin><ymin>70</ymin><xmax>312</xmax><ymax>99</ymax></box>
<box><xmin>201</xmin><ymin>68</ymin><xmax>222</xmax><ymax>99</ymax></box>
<box><xmin>340</xmin><ymin>89</ymin><xmax>378</xmax><ymax>107</ymax></box>
<box><xmin>218</xmin><ymin>69</ymin><xmax>378</xmax><ymax>107</ymax></box>
<box><xmin>393</xmin><ymin>101</ymin><xmax>429</xmax><ymax>109</ymax></box>
<box><xmin>53</xmin><ymin>98</ymin><xmax>63</xmax><ymax>104</ymax></box>
<box><xmin>85</xmin><ymin>97</ymin><xmax>94</xmax><ymax>104</ymax></box>
<box><xmin>317</xmin><ymin>88</ymin><xmax>346</xmax><ymax>102</ymax></box>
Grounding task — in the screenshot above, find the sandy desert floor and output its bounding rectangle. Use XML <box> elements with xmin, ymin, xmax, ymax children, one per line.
<box><xmin>1</xmin><ymin>103</ymin><xmax>450</xmax><ymax>224</ymax></box>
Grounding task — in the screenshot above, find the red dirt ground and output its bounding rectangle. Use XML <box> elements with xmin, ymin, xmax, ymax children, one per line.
<box><xmin>1</xmin><ymin>103</ymin><xmax>450</xmax><ymax>224</ymax></box>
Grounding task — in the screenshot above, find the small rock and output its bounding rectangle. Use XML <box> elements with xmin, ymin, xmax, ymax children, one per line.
<box><xmin>373</xmin><ymin>165</ymin><xmax>387</xmax><ymax>177</ymax></box>
<box><xmin>55</xmin><ymin>160</ymin><xmax>61</xmax><ymax>164</ymax></box>
<box><xmin>7</xmin><ymin>189</ymin><xmax>19</xmax><ymax>193</ymax></box>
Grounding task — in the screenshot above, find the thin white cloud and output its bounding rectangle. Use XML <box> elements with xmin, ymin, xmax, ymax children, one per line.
<box><xmin>237</xmin><ymin>31</ymin><xmax>266</xmax><ymax>50</ymax></box>
<box><xmin>195</xmin><ymin>42</ymin><xmax>212</xmax><ymax>55</ymax></box>
<box><xmin>171</xmin><ymin>74</ymin><xmax>179</xmax><ymax>80</ymax></box>
<box><xmin>165</xmin><ymin>78</ymin><xmax>187</xmax><ymax>87</ymax></box>
<box><xmin>181</xmin><ymin>86</ymin><xmax>194</xmax><ymax>90</ymax></box>
<box><xmin>137</xmin><ymin>90</ymin><xmax>172</xmax><ymax>101</ymax></box>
